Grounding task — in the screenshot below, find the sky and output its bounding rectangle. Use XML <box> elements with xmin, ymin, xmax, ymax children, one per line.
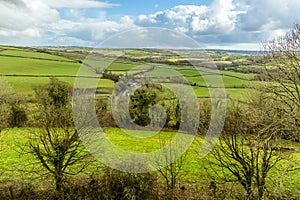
<box><xmin>0</xmin><ymin>0</ymin><xmax>299</xmax><ymax>50</ymax></box>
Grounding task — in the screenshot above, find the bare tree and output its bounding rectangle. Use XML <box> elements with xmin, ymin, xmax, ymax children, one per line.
<box><xmin>155</xmin><ymin>133</ymin><xmax>187</xmax><ymax>195</ymax></box>
<box><xmin>261</xmin><ymin>22</ymin><xmax>300</xmax><ymax>141</ymax></box>
<box><xmin>206</xmin><ymin>94</ymin><xmax>285</xmax><ymax>199</ymax></box>
<box><xmin>25</xmin><ymin>78</ymin><xmax>91</xmax><ymax>197</ymax></box>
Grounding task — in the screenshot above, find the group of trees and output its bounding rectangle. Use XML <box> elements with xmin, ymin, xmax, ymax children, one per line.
<box><xmin>102</xmin><ymin>70</ymin><xmax>120</xmax><ymax>82</ymax></box>
<box><xmin>262</xmin><ymin>23</ymin><xmax>300</xmax><ymax>141</ymax></box>
<box><xmin>207</xmin><ymin>95</ymin><xmax>284</xmax><ymax>199</ymax></box>
<box><xmin>112</xmin><ymin>79</ymin><xmax>184</xmax><ymax>131</ymax></box>
<box><xmin>205</xmin><ymin>23</ymin><xmax>300</xmax><ymax>199</ymax></box>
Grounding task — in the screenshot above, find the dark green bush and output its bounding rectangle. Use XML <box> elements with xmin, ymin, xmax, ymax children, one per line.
<box><xmin>9</xmin><ymin>105</ymin><xmax>27</xmax><ymax>127</ymax></box>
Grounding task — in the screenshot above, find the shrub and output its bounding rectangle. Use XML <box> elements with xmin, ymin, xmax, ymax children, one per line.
<box><xmin>9</xmin><ymin>105</ymin><xmax>27</xmax><ymax>127</ymax></box>
<box><xmin>0</xmin><ymin>180</ymin><xmax>48</xmax><ymax>200</ymax></box>
<box><xmin>96</xmin><ymin>166</ymin><xmax>157</xmax><ymax>200</ymax></box>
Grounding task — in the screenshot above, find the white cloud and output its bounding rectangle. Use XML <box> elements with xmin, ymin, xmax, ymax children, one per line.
<box><xmin>43</xmin><ymin>0</ymin><xmax>118</xmax><ymax>9</ymax></box>
<box><xmin>206</xmin><ymin>0</ymin><xmax>238</xmax><ymax>33</ymax></box>
<box><xmin>0</xmin><ymin>0</ymin><xmax>60</xmax><ymax>45</ymax></box>
<box><xmin>100</xmin><ymin>28</ymin><xmax>200</xmax><ymax>49</ymax></box>
<box><xmin>1</xmin><ymin>0</ymin><xmax>299</xmax><ymax>50</ymax></box>
<box><xmin>237</xmin><ymin>0</ymin><xmax>300</xmax><ymax>31</ymax></box>
<box><xmin>0</xmin><ymin>0</ymin><xmax>59</xmax><ymax>31</ymax></box>
<box><xmin>0</xmin><ymin>28</ymin><xmax>40</xmax><ymax>38</ymax></box>
<box><xmin>43</xmin><ymin>15</ymin><xmax>135</xmax><ymax>46</ymax></box>
<box><xmin>0</xmin><ymin>0</ymin><xmax>124</xmax><ymax>46</ymax></box>
<box><xmin>135</xmin><ymin>0</ymin><xmax>300</xmax><ymax>49</ymax></box>
<box><xmin>23</xmin><ymin>28</ymin><xmax>41</xmax><ymax>37</ymax></box>
<box><xmin>136</xmin><ymin>1</ymin><xmax>238</xmax><ymax>35</ymax></box>
<box><xmin>0</xmin><ymin>27</ymin><xmax>43</xmax><ymax>46</ymax></box>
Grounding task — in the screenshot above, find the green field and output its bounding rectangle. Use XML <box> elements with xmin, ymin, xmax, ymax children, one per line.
<box><xmin>1</xmin><ymin>128</ymin><xmax>299</xmax><ymax>196</ymax></box>
<box><xmin>0</xmin><ymin>56</ymin><xmax>80</xmax><ymax>75</ymax></box>
<box><xmin>0</xmin><ymin>50</ymin><xmax>73</xmax><ymax>61</ymax></box>
<box><xmin>4</xmin><ymin>76</ymin><xmax>115</xmax><ymax>95</ymax></box>
<box><xmin>0</xmin><ymin>46</ymin><xmax>259</xmax><ymax>100</ymax></box>
<box><xmin>186</xmin><ymin>75</ymin><xmax>248</xmax><ymax>87</ymax></box>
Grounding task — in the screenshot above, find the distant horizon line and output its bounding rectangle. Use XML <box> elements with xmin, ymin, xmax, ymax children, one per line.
<box><xmin>0</xmin><ymin>44</ymin><xmax>263</xmax><ymax>52</ymax></box>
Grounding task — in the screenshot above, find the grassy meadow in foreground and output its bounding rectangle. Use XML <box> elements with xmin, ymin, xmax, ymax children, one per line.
<box><xmin>0</xmin><ymin>128</ymin><xmax>299</xmax><ymax>197</ymax></box>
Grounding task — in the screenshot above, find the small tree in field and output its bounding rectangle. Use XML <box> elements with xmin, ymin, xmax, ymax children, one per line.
<box><xmin>155</xmin><ymin>133</ymin><xmax>187</xmax><ymax>197</ymax></box>
<box><xmin>26</xmin><ymin>78</ymin><xmax>90</xmax><ymax>196</ymax></box>
<box><xmin>206</xmin><ymin>94</ymin><xmax>284</xmax><ymax>199</ymax></box>
<box><xmin>0</xmin><ymin>77</ymin><xmax>27</xmax><ymax>129</ymax></box>
<box><xmin>9</xmin><ymin>97</ymin><xmax>27</xmax><ymax>128</ymax></box>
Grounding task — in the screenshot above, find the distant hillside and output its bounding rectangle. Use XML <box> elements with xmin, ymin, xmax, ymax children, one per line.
<box><xmin>206</xmin><ymin>49</ymin><xmax>263</xmax><ymax>55</ymax></box>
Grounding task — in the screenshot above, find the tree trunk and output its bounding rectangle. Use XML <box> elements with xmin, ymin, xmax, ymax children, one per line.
<box><xmin>55</xmin><ymin>175</ymin><xmax>64</xmax><ymax>199</ymax></box>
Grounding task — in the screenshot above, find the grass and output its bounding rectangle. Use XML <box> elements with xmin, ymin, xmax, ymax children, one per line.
<box><xmin>192</xmin><ymin>87</ymin><xmax>210</xmax><ymax>97</ymax></box>
<box><xmin>107</xmin><ymin>60</ymin><xmax>142</xmax><ymax>71</ymax></box>
<box><xmin>0</xmin><ymin>128</ymin><xmax>98</xmax><ymax>185</ymax></box>
<box><xmin>0</xmin><ymin>46</ymin><xmax>23</xmax><ymax>50</ymax></box>
<box><xmin>0</xmin><ymin>56</ymin><xmax>80</xmax><ymax>75</ymax></box>
<box><xmin>190</xmin><ymin>87</ymin><xmax>250</xmax><ymax>99</ymax></box>
<box><xmin>5</xmin><ymin>76</ymin><xmax>114</xmax><ymax>95</ymax></box>
<box><xmin>0</xmin><ymin>128</ymin><xmax>33</xmax><ymax>180</ymax></box>
<box><xmin>0</xmin><ymin>47</ymin><xmax>258</xmax><ymax>99</ymax></box>
<box><xmin>84</xmin><ymin>56</ymin><xmax>142</xmax><ymax>67</ymax></box>
<box><xmin>220</xmin><ymin>70</ymin><xmax>254</xmax><ymax>79</ymax></box>
<box><xmin>178</xmin><ymin>69</ymin><xmax>213</xmax><ymax>77</ymax></box>
<box><xmin>104</xmin><ymin>128</ymin><xmax>177</xmax><ymax>153</ymax></box>
<box><xmin>186</xmin><ymin>75</ymin><xmax>249</xmax><ymax>88</ymax></box>
<box><xmin>92</xmin><ymin>49</ymin><xmax>124</xmax><ymax>56</ymax></box>
<box><xmin>225</xmin><ymin>88</ymin><xmax>254</xmax><ymax>99</ymax></box>
<box><xmin>146</xmin><ymin>67</ymin><xmax>183</xmax><ymax>77</ymax></box>
<box><xmin>0</xmin><ymin>50</ymin><xmax>72</xmax><ymax>61</ymax></box>
<box><xmin>1</xmin><ymin>127</ymin><xmax>299</xmax><ymax>196</ymax></box>
<box><xmin>85</xmin><ymin>58</ymin><xmax>143</xmax><ymax>72</ymax></box>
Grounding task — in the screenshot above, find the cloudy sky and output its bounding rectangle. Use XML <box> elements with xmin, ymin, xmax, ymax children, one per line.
<box><xmin>0</xmin><ymin>0</ymin><xmax>299</xmax><ymax>50</ymax></box>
